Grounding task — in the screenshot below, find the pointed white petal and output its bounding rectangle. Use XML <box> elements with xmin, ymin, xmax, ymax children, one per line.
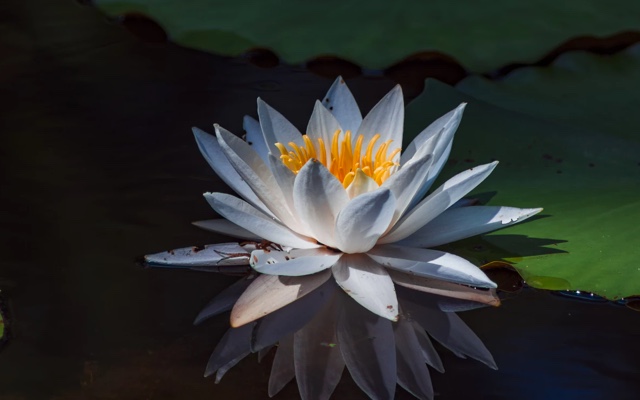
<box><xmin>402</xmin><ymin>103</ymin><xmax>466</xmax><ymax>164</ymax></box>
<box><xmin>388</xmin><ymin>269</ymin><xmax>500</xmax><ymax>306</ymax></box>
<box><xmin>257</xmin><ymin>98</ymin><xmax>303</xmax><ymax>155</ymax></box>
<box><xmin>368</xmin><ymin>245</ymin><xmax>496</xmax><ymax>288</ymax></box>
<box><xmin>192</xmin><ymin>219</ymin><xmax>262</xmax><ymax>241</ymax></box>
<box><xmin>322</xmin><ymin>76</ymin><xmax>362</xmax><ymax>136</ymax></box>
<box><xmin>356</xmin><ymin>85</ymin><xmax>404</xmax><ymax>154</ymax></box>
<box><xmin>400</xmin><ymin>206</ymin><xmax>543</xmax><ymax>248</ymax></box>
<box><xmin>400</xmin><ymin>287</ymin><xmax>497</xmax><ymax>369</ymax></box>
<box><xmin>243</xmin><ymin>115</ymin><xmax>269</xmax><ymax>164</ymax></box>
<box><xmin>395</xmin><ymin>317</ymin><xmax>434</xmax><ymax>400</ymax></box>
<box><xmin>268</xmin><ymin>335</ymin><xmax>295</xmax><ymax>397</ymax></box>
<box><xmin>204</xmin><ymin>322</ymin><xmax>255</xmax><ymax>377</ymax></box>
<box><xmin>307</xmin><ymin>100</ymin><xmax>341</xmax><ymax>157</ymax></box>
<box><xmin>250</xmin><ymin>248</ymin><xmax>342</xmax><ymax>276</ymax></box>
<box><xmin>335</xmin><ymin>188</ymin><xmax>396</xmax><ymax>254</ymax></box>
<box><xmin>331</xmin><ymin>254</ymin><xmax>398</xmax><ymax>321</ymax></box>
<box><xmin>294</xmin><ymin>290</ymin><xmax>345</xmax><ymax>400</ymax></box>
<box><xmin>192</xmin><ymin>127</ymin><xmax>271</xmax><ymax>215</ymax></box>
<box><xmin>230</xmin><ymin>270</ymin><xmax>331</xmax><ymax>327</ymax></box>
<box><xmin>144</xmin><ymin>242</ymin><xmax>250</xmax><ymax>267</ymax></box>
<box><xmin>204</xmin><ymin>193</ymin><xmax>318</xmax><ymax>249</ymax></box>
<box><xmin>194</xmin><ymin>277</ymin><xmax>253</xmax><ymax>325</ymax></box>
<box><xmin>293</xmin><ymin>160</ymin><xmax>349</xmax><ymax>248</ymax></box>
<box><xmin>345</xmin><ymin>169</ymin><xmax>378</xmax><ymax>198</ymax></box>
<box><xmin>337</xmin><ymin>293</ymin><xmax>396</xmax><ymax>399</ymax></box>
<box><xmin>253</xmin><ymin>280</ymin><xmax>336</xmax><ymax>352</ymax></box>
<box><xmin>380</xmin><ymin>161</ymin><xmax>499</xmax><ymax>243</ymax></box>
<box><xmin>215</xmin><ymin>125</ymin><xmax>300</xmax><ymax>229</ymax></box>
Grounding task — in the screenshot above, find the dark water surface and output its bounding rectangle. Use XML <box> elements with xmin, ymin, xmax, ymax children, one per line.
<box><xmin>1</xmin><ymin>1</ymin><xmax>639</xmax><ymax>399</ymax></box>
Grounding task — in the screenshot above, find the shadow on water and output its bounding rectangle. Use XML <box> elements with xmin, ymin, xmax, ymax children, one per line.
<box><xmin>0</xmin><ymin>1</ymin><xmax>639</xmax><ymax>399</ymax></box>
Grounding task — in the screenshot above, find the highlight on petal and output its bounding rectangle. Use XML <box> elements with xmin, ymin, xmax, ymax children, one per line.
<box><xmin>388</xmin><ymin>268</ymin><xmax>500</xmax><ymax>307</ymax></box>
<box><xmin>380</xmin><ymin>161</ymin><xmax>499</xmax><ymax>244</ymax></box>
<box><xmin>243</xmin><ymin>115</ymin><xmax>269</xmax><ymax>164</ymax></box>
<box><xmin>322</xmin><ymin>76</ymin><xmax>362</xmax><ymax>136</ymax></box>
<box><xmin>204</xmin><ymin>192</ymin><xmax>318</xmax><ymax>249</ymax></box>
<box><xmin>334</xmin><ymin>188</ymin><xmax>396</xmax><ymax>254</ymax></box>
<box><xmin>192</xmin><ymin>219</ymin><xmax>262</xmax><ymax>241</ymax></box>
<box><xmin>368</xmin><ymin>245</ymin><xmax>497</xmax><ymax>288</ymax></box>
<box><xmin>257</xmin><ymin>98</ymin><xmax>303</xmax><ymax>155</ymax></box>
<box><xmin>344</xmin><ymin>168</ymin><xmax>378</xmax><ymax>199</ymax></box>
<box><xmin>337</xmin><ymin>292</ymin><xmax>396</xmax><ymax>399</ymax></box>
<box><xmin>230</xmin><ymin>270</ymin><xmax>331</xmax><ymax>327</ymax></box>
<box><xmin>331</xmin><ymin>254</ymin><xmax>399</xmax><ymax>321</ymax></box>
<box><xmin>400</xmin><ymin>206</ymin><xmax>544</xmax><ymax>248</ymax></box>
<box><xmin>250</xmin><ymin>248</ymin><xmax>342</xmax><ymax>276</ymax></box>
<box><xmin>192</xmin><ymin>127</ymin><xmax>270</xmax><ymax>215</ymax></box>
<box><xmin>356</xmin><ymin>85</ymin><xmax>404</xmax><ymax>155</ymax></box>
<box><xmin>306</xmin><ymin>100</ymin><xmax>342</xmax><ymax>158</ymax></box>
<box><xmin>293</xmin><ymin>160</ymin><xmax>349</xmax><ymax>248</ymax></box>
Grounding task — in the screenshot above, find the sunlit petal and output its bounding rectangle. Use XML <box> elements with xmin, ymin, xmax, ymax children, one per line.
<box><xmin>322</xmin><ymin>76</ymin><xmax>362</xmax><ymax>136</ymax></box>
<box><xmin>257</xmin><ymin>98</ymin><xmax>303</xmax><ymax>155</ymax></box>
<box><xmin>345</xmin><ymin>168</ymin><xmax>378</xmax><ymax>198</ymax></box>
<box><xmin>230</xmin><ymin>271</ymin><xmax>331</xmax><ymax>327</ymax></box>
<box><xmin>331</xmin><ymin>254</ymin><xmax>399</xmax><ymax>321</ymax></box>
<box><xmin>144</xmin><ymin>242</ymin><xmax>250</xmax><ymax>267</ymax></box>
<box><xmin>380</xmin><ymin>161</ymin><xmax>499</xmax><ymax>243</ymax></box>
<box><xmin>334</xmin><ymin>188</ymin><xmax>396</xmax><ymax>254</ymax></box>
<box><xmin>251</xmin><ymin>248</ymin><xmax>342</xmax><ymax>276</ymax></box>
<box><xmin>243</xmin><ymin>115</ymin><xmax>269</xmax><ymax>164</ymax></box>
<box><xmin>307</xmin><ymin>100</ymin><xmax>341</xmax><ymax>158</ymax></box>
<box><xmin>400</xmin><ymin>206</ymin><xmax>543</xmax><ymax>248</ymax></box>
<box><xmin>356</xmin><ymin>85</ymin><xmax>404</xmax><ymax>153</ymax></box>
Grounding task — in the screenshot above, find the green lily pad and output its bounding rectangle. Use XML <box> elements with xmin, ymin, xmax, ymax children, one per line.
<box><xmin>93</xmin><ymin>0</ymin><xmax>640</xmax><ymax>71</ymax></box>
<box><xmin>457</xmin><ymin>44</ymin><xmax>640</xmax><ymax>142</ymax></box>
<box><xmin>405</xmin><ymin>79</ymin><xmax>640</xmax><ymax>299</ymax></box>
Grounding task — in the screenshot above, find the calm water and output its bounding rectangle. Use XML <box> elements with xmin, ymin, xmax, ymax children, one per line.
<box><xmin>1</xmin><ymin>2</ymin><xmax>639</xmax><ymax>399</ymax></box>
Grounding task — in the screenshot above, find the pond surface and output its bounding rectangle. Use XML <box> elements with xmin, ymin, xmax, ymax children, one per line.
<box><xmin>1</xmin><ymin>1</ymin><xmax>639</xmax><ymax>399</ymax></box>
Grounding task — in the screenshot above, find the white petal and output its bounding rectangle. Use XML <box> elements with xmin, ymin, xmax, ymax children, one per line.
<box><xmin>250</xmin><ymin>248</ymin><xmax>342</xmax><ymax>276</ymax></box>
<box><xmin>336</xmin><ymin>292</ymin><xmax>396</xmax><ymax>399</ymax></box>
<box><xmin>192</xmin><ymin>127</ymin><xmax>271</xmax><ymax>215</ymax></box>
<box><xmin>268</xmin><ymin>335</ymin><xmax>295</xmax><ymax>397</ymax></box>
<box><xmin>267</xmin><ymin>153</ymin><xmax>299</xmax><ymax>223</ymax></box>
<box><xmin>306</xmin><ymin>100</ymin><xmax>341</xmax><ymax>158</ymax></box>
<box><xmin>335</xmin><ymin>188</ymin><xmax>396</xmax><ymax>254</ymax></box>
<box><xmin>192</xmin><ymin>219</ymin><xmax>262</xmax><ymax>241</ymax></box>
<box><xmin>194</xmin><ymin>277</ymin><xmax>253</xmax><ymax>325</ymax></box>
<box><xmin>394</xmin><ymin>317</ymin><xmax>434</xmax><ymax>400</ymax></box>
<box><xmin>252</xmin><ymin>279</ymin><xmax>335</xmax><ymax>351</ymax></box>
<box><xmin>257</xmin><ymin>98</ymin><xmax>303</xmax><ymax>155</ymax></box>
<box><xmin>356</xmin><ymin>85</ymin><xmax>404</xmax><ymax>155</ymax></box>
<box><xmin>401</xmin><ymin>103</ymin><xmax>466</xmax><ymax>165</ymax></box>
<box><xmin>388</xmin><ymin>268</ymin><xmax>500</xmax><ymax>306</ymax></box>
<box><xmin>380</xmin><ymin>161</ymin><xmax>499</xmax><ymax>243</ymax></box>
<box><xmin>230</xmin><ymin>270</ymin><xmax>331</xmax><ymax>327</ymax></box>
<box><xmin>204</xmin><ymin>322</ymin><xmax>255</xmax><ymax>377</ymax></box>
<box><xmin>294</xmin><ymin>290</ymin><xmax>345</xmax><ymax>400</ymax></box>
<box><xmin>204</xmin><ymin>193</ymin><xmax>318</xmax><ymax>249</ymax></box>
<box><xmin>293</xmin><ymin>160</ymin><xmax>349</xmax><ymax>248</ymax></box>
<box><xmin>144</xmin><ymin>242</ymin><xmax>250</xmax><ymax>267</ymax></box>
<box><xmin>368</xmin><ymin>245</ymin><xmax>497</xmax><ymax>288</ymax></box>
<box><xmin>215</xmin><ymin>125</ymin><xmax>300</xmax><ymax>230</ymax></box>
<box><xmin>400</xmin><ymin>206</ymin><xmax>543</xmax><ymax>248</ymax></box>
<box><xmin>322</xmin><ymin>76</ymin><xmax>362</xmax><ymax>136</ymax></box>
<box><xmin>243</xmin><ymin>115</ymin><xmax>269</xmax><ymax>164</ymax></box>
<box><xmin>331</xmin><ymin>254</ymin><xmax>398</xmax><ymax>321</ymax></box>
<box><xmin>345</xmin><ymin>168</ymin><xmax>378</xmax><ymax>198</ymax></box>
<box><xmin>399</xmin><ymin>287</ymin><xmax>497</xmax><ymax>369</ymax></box>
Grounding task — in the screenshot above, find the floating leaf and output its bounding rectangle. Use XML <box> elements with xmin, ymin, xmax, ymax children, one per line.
<box><xmin>93</xmin><ymin>0</ymin><xmax>640</xmax><ymax>71</ymax></box>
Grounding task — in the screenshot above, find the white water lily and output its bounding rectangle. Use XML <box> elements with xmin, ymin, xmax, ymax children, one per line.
<box><xmin>189</xmin><ymin>77</ymin><xmax>542</xmax><ymax>325</ymax></box>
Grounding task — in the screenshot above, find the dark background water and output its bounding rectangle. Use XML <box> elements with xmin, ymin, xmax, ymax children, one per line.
<box><xmin>1</xmin><ymin>1</ymin><xmax>639</xmax><ymax>399</ymax></box>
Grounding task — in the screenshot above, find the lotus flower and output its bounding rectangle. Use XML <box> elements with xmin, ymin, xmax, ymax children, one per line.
<box><xmin>175</xmin><ymin>77</ymin><xmax>541</xmax><ymax>326</ymax></box>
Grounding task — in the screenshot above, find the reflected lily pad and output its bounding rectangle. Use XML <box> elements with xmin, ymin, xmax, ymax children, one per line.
<box><xmin>405</xmin><ymin>79</ymin><xmax>640</xmax><ymax>299</ymax></box>
<box><xmin>457</xmin><ymin>44</ymin><xmax>640</xmax><ymax>141</ymax></box>
<box><xmin>93</xmin><ymin>0</ymin><xmax>640</xmax><ymax>71</ymax></box>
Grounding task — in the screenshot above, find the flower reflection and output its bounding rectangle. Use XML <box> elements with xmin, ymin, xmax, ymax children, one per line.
<box><xmin>200</xmin><ymin>277</ymin><xmax>496</xmax><ymax>400</ymax></box>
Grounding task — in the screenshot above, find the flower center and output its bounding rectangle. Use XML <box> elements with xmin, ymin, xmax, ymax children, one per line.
<box><xmin>275</xmin><ymin>130</ymin><xmax>401</xmax><ymax>187</ymax></box>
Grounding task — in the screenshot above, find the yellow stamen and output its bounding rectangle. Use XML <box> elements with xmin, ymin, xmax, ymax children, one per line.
<box><xmin>275</xmin><ymin>131</ymin><xmax>400</xmax><ymax>186</ymax></box>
